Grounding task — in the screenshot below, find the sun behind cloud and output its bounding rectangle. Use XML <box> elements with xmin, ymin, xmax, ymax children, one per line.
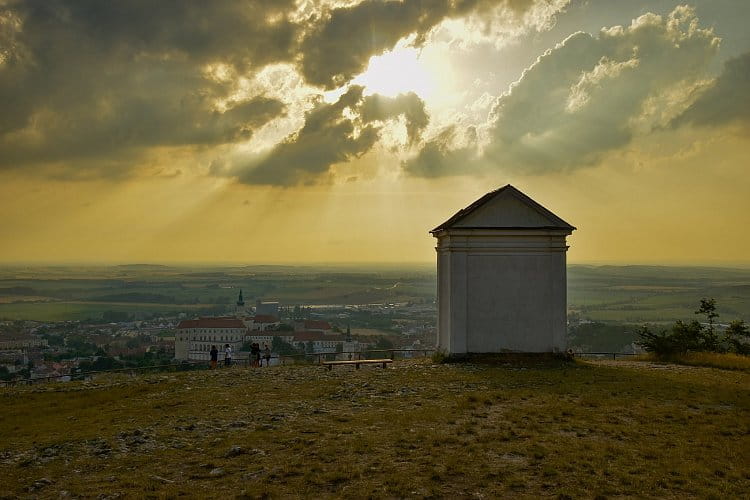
<box><xmin>353</xmin><ymin>43</ymin><xmax>436</xmax><ymax>99</ymax></box>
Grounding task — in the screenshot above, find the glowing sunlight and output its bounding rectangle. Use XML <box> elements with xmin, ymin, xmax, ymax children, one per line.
<box><xmin>353</xmin><ymin>45</ymin><xmax>436</xmax><ymax>99</ymax></box>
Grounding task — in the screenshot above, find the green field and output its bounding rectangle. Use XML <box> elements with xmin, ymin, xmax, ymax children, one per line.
<box><xmin>0</xmin><ymin>264</ymin><xmax>749</xmax><ymax>324</ymax></box>
<box><xmin>0</xmin><ymin>301</ymin><xmax>217</xmax><ymax>322</ymax></box>
<box><xmin>568</xmin><ymin>265</ymin><xmax>750</xmax><ymax>323</ymax></box>
<box><xmin>1</xmin><ymin>358</ymin><xmax>747</xmax><ymax>497</ymax></box>
<box><xmin>0</xmin><ymin>264</ymin><xmax>436</xmax><ymax>321</ymax></box>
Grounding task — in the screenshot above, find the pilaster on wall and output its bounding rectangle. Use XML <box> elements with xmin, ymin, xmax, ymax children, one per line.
<box><xmin>449</xmin><ymin>249</ymin><xmax>468</xmax><ymax>354</ymax></box>
<box><xmin>436</xmin><ymin>249</ymin><xmax>451</xmax><ymax>352</ymax></box>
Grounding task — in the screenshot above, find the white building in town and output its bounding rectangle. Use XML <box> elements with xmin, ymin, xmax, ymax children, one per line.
<box><xmin>431</xmin><ymin>185</ymin><xmax>575</xmax><ymax>355</ymax></box>
<box><xmin>247</xmin><ymin>315</ymin><xmax>281</xmax><ymax>331</ymax></box>
<box><xmin>175</xmin><ymin>317</ymin><xmax>247</xmax><ymax>361</ymax></box>
<box><xmin>0</xmin><ymin>334</ymin><xmax>48</xmax><ymax>350</ymax></box>
<box><xmin>246</xmin><ymin>331</ymin><xmax>294</xmax><ymax>348</ymax></box>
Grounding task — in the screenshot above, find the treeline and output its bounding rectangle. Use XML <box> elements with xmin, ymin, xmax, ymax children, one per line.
<box><xmin>638</xmin><ymin>298</ymin><xmax>749</xmax><ymax>356</ymax></box>
<box><xmin>0</xmin><ymin>286</ymin><xmax>38</xmax><ymax>295</ymax></box>
<box><xmin>77</xmin><ymin>348</ymin><xmax>176</xmax><ymax>373</ymax></box>
<box><xmin>87</xmin><ymin>292</ymin><xmax>230</xmax><ymax>304</ymax></box>
<box><xmin>567</xmin><ymin>323</ymin><xmax>638</xmax><ymax>352</ymax></box>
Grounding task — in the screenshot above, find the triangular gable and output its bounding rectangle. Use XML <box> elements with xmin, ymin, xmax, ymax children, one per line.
<box><xmin>431</xmin><ymin>185</ymin><xmax>575</xmax><ymax>232</ymax></box>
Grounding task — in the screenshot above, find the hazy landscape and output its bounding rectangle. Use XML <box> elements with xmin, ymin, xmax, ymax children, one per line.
<box><xmin>2</xmin><ymin>264</ymin><xmax>749</xmax><ymax>349</ymax></box>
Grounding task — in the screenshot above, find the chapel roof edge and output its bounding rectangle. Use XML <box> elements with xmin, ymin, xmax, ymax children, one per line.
<box><xmin>430</xmin><ymin>184</ymin><xmax>576</xmax><ymax>233</ymax></box>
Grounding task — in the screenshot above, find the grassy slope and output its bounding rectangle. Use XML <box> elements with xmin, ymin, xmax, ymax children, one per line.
<box><xmin>1</xmin><ymin>360</ymin><xmax>748</xmax><ymax>498</ymax></box>
<box><xmin>639</xmin><ymin>352</ymin><xmax>750</xmax><ymax>372</ymax></box>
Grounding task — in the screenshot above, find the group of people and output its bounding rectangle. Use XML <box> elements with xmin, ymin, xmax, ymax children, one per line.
<box><xmin>208</xmin><ymin>342</ymin><xmax>271</xmax><ymax>369</ymax></box>
<box><xmin>249</xmin><ymin>342</ymin><xmax>272</xmax><ymax>368</ymax></box>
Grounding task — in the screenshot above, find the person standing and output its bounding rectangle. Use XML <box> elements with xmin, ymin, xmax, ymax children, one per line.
<box><xmin>224</xmin><ymin>343</ymin><xmax>233</xmax><ymax>367</ymax></box>
<box><xmin>263</xmin><ymin>344</ymin><xmax>271</xmax><ymax>367</ymax></box>
<box><xmin>210</xmin><ymin>345</ymin><xmax>218</xmax><ymax>370</ymax></box>
<box><xmin>251</xmin><ymin>342</ymin><xmax>260</xmax><ymax>368</ymax></box>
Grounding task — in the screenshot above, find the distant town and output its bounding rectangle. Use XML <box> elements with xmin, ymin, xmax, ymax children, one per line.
<box><xmin>0</xmin><ymin>291</ymin><xmax>436</xmax><ymax>384</ymax></box>
<box><xmin>2</xmin><ymin>262</ymin><xmax>750</xmax><ymax>384</ymax></box>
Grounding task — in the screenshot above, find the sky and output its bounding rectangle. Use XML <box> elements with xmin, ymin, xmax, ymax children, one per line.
<box><xmin>1</xmin><ymin>0</ymin><xmax>749</xmax><ymax>265</ymax></box>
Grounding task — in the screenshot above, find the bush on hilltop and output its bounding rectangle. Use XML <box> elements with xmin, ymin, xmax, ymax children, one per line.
<box><xmin>637</xmin><ymin>298</ymin><xmax>749</xmax><ymax>356</ymax></box>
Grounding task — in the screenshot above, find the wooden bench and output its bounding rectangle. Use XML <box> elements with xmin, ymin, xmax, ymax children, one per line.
<box><xmin>322</xmin><ymin>359</ymin><xmax>392</xmax><ymax>370</ymax></box>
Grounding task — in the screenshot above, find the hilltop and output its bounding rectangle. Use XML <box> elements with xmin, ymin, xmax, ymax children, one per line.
<box><xmin>1</xmin><ymin>359</ymin><xmax>748</xmax><ymax>498</ymax></box>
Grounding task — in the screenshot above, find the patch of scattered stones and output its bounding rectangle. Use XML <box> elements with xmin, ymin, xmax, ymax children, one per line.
<box><xmin>1</xmin><ymin>360</ymin><xmax>485</xmax><ymax>494</ymax></box>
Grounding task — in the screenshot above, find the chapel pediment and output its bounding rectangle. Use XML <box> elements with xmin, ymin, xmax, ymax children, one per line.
<box><xmin>431</xmin><ymin>184</ymin><xmax>575</xmax><ymax>232</ymax></box>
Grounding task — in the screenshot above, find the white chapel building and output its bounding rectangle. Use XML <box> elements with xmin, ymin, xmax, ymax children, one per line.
<box><xmin>431</xmin><ymin>185</ymin><xmax>575</xmax><ymax>355</ymax></box>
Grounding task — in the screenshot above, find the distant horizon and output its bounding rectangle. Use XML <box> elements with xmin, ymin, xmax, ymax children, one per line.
<box><xmin>1</xmin><ymin>260</ymin><xmax>750</xmax><ymax>270</ymax></box>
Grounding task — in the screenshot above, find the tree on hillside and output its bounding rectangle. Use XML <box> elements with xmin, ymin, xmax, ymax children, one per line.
<box><xmin>79</xmin><ymin>356</ymin><xmax>123</xmax><ymax>372</ymax></box>
<box><xmin>43</xmin><ymin>333</ymin><xmax>65</xmax><ymax>347</ymax></box>
<box><xmin>567</xmin><ymin>322</ymin><xmax>638</xmax><ymax>352</ymax></box>
<box><xmin>375</xmin><ymin>336</ymin><xmax>394</xmax><ymax>351</ymax></box>
<box><xmin>272</xmin><ymin>336</ymin><xmax>297</xmax><ymax>355</ymax></box>
<box><xmin>725</xmin><ymin>320</ymin><xmax>750</xmax><ymax>355</ymax></box>
<box><xmin>638</xmin><ymin>298</ymin><xmax>749</xmax><ymax>356</ymax></box>
<box><xmin>636</xmin><ymin>325</ymin><xmax>673</xmax><ymax>356</ymax></box>
<box><xmin>695</xmin><ymin>298</ymin><xmax>720</xmax><ymax>351</ymax></box>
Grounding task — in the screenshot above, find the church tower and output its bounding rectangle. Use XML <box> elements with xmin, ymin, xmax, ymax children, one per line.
<box><xmin>235</xmin><ymin>289</ymin><xmax>246</xmax><ymax>317</ymax></box>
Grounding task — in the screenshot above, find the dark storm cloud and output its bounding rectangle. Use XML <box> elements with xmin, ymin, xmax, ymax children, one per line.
<box><xmin>236</xmin><ymin>86</ymin><xmax>430</xmax><ymax>186</ymax></box>
<box><xmin>0</xmin><ymin>0</ymin><xmax>295</xmax><ymax>174</ymax></box>
<box><xmin>674</xmin><ymin>52</ymin><xmax>750</xmax><ymax>127</ymax></box>
<box><xmin>298</xmin><ymin>0</ymin><xmax>541</xmax><ymax>89</ymax></box>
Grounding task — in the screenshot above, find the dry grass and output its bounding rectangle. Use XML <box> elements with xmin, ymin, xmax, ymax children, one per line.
<box><xmin>1</xmin><ymin>359</ymin><xmax>749</xmax><ymax>498</ymax></box>
<box><xmin>638</xmin><ymin>352</ymin><xmax>750</xmax><ymax>372</ymax></box>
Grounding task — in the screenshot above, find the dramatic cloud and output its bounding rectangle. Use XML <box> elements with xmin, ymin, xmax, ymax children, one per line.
<box><xmin>236</xmin><ymin>87</ymin><xmax>429</xmax><ymax>185</ymax></box>
<box><xmin>675</xmin><ymin>51</ymin><xmax>750</xmax><ymax>127</ymax></box>
<box><xmin>0</xmin><ymin>0</ymin><xmax>296</xmax><ymax>174</ymax></box>
<box><xmin>359</xmin><ymin>92</ymin><xmax>428</xmax><ymax>145</ymax></box>
<box><xmin>298</xmin><ymin>0</ymin><xmax>560</xmax><ymax>89</ymax></box>
<box><xmin>0</xmin><ymin>0</ymin><xmax>569</xmax><ymax>180</ymax></box>
<box><xmin>405</xmin><ymin>6</ymin><xmax>721</xmax><ymax>177</ymax></box>
<box><xmin>405</xmin><ymin>125</ymin><xmax>478</xmax><ymax>177</ymax></box>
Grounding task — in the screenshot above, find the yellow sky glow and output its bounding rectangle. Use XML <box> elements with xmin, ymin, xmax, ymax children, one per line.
<box><xmin>1</xmin><ymin>125</ymin><xmax>748</xmax><ymax>266</ymax></box>
<box><xmin>1</xmin><ymin>2</ymin><xmax>748</xmax><ymax>267</ymax></box>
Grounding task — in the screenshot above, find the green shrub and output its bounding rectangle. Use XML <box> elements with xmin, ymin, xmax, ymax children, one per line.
<box><xmin>637</xmin><ymin>298</ymin><xmax>749</xmax><ymax>356</ymax></box>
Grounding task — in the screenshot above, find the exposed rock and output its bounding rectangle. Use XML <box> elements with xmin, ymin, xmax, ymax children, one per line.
<box><xmin>224</xmin><ymin>445</ymin><xmax>245</xmax><ymax>458</ymax></box>
<box><xmin>28</xmin><ymin>477</ymin><xmax>54</xmax><ymax>491</ymax></box>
